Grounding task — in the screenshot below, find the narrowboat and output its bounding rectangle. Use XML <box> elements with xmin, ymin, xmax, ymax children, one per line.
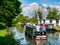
<box><xmin>25</xmin><ymin>25</ymin><xmax>36</xmax><ymax>38</ymax></box>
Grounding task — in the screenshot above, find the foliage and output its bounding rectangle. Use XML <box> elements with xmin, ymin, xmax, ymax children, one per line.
<box><xmin>56</xmin><ymin>13</ymin><xmax>60</xmax><ymax>19</ymax></box>
<box><xmin>0</xmin><ymin>34</ymin><xmax>19</xmax><ymax>45</ymax></box>
<box><xmin>15</xmin><ymin>14</ymin><xmax>30</xmax><ymax>23</ymax></box>
<box><xmin>0</xmin><ymin>29</ymin><xmax>7</xmax><ymax>37</ymax></box>
<box><xmin>37</xmin><ymin>11</ymin><xmax>42</xmax><ymax>19</ymax></box>
<box><xmin>0</xmin><ymin>0</ymin><xmax>22</xmax><ymax>27</ymax></box>
<box><xmin>47</xmin><ymin>7</ymin><xmax>51</xmax><ymax>12</ymax></box>
<box><xmin>28</xmin><ymin>11</ymin><xmax>42</xmax><ymax>24</ymax></box>
<box><xmin>0</xmin><ymin>24</ymin><xmax>5</xmax><ymax>30</ymax></box>
<box><xmin>55</xmin><ymin>25</ymin><xmax>60</xmax><ymax>31</ymax></box>
<box><xmin>47</xmin><ymin>8</ymin><xmax>58</xmax><ymax>19</ymax></box>
<box><xmin>14</xmin><ymin>14</ymin><xmax>24</xmax><ymax>23</ymax></box>
<box><xmin>15</xmin><ymin>23</ymin><xmax>24</xmax><ymax>33</ymax></box>
<box><xmin>29</xmin><ymin>16</ymin><xmax>38</xmax><ymax>24</ymax></box>
<box><xmin>23</xmin><ymin>16</ymin><xmax>30</xmax><ymax>23</ymax></box>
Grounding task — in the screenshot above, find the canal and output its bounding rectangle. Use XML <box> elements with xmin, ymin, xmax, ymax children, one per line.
<box><xmin>25</xmin><ymin>31</ymin><xmax>60</xmax><ymax>45</ymax></box>
<box><xmin>9</xmin><ymin>27</ymin><xmax>60</xmax><ymax>45</ymax></box>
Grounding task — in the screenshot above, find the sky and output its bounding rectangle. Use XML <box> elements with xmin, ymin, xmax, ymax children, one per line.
<box><xmin>19</xmin><ymin>0</ymin><xmax>60</xmax><ymax>18</ymax></box>
<box><xmin>20</xmin><ymin>0</ymin><xmax>60</xmax><ymax>5</ymax></box>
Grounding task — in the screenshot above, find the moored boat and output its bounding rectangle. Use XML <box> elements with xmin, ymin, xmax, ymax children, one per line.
<box><xmin>35</xmin><ymin>35</ymin><xmax>47</xmax><ymax>40</ymax></box>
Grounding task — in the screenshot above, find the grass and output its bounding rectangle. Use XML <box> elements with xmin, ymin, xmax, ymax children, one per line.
<box><xmin>0</xmin><ymin>29</ymin><xmax>8</xmax><ymax>37</ymax></box>
<box><xmin>55</xmin><ymin>25</ymin><xmax>60</xmax><ymax>31</ymax></box>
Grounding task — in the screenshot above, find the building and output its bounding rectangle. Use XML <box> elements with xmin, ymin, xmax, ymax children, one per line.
<box><xmin>40</xmin><ymin>19</ymin><xmax>60</xmax><ymax>27</ymax></box>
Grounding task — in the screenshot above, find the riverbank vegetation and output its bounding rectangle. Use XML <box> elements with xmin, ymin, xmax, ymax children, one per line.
<box><xmin>0</xmin><ymin>0</ymin><xmax>22</xmax><ymax>45</ymax></box>
<box><xmin>0</xmin><ymin>34</ymin><xmax>19</xmax><ymax>45</ymax></box>
<box><xmin>15</xmin><ymin>23</ymin><xmax>24</xmax><ymax>33</ymax></box>
<box><xmin>0</xmin><ymin>29</ymin><xmax>7</xmax><ymax>37</ymax></box>
<box><xmin>55</xmin><ymin>25</ymin><xmax>60</xmax><ymax>31</ymax></box>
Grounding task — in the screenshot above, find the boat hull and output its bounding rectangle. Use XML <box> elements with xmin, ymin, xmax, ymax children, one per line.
<box><xmin>35</xmin><ymin>35</ymin><xmax>47</xmax><ymax>40</ymax></box>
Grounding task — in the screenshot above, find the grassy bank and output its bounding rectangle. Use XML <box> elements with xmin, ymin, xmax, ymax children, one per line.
<box><xmin>55</xmin><ymin>26</ymin><xmax>60</xmax><ymax>31</ymax></box>
<box><xmin>0</xmin><ymin>29</ymin><xmax>8</xmax><ymax>37</ymax></box>
<box><xmin>0</xmin><ymin>34</ymin><xmax>19</xmax><ymax>45</ymax></box>
<box><xmin>0</xmin><ymin>29</ymin><xmax>19</xmax><ymax>45</ymax></box>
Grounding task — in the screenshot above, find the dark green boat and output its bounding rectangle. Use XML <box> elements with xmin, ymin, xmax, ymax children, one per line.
<box><xmin>25</xmin><ymin>25</ymin><xmax>36</xmax><ymax>38</ymax></box>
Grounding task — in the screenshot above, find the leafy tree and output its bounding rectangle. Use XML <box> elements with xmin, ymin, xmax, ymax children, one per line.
<box><xmin>34</xmin><ymin>10</ymin><xmax>42</xmax><ymax>24</ymax></box>
<box><xmin>29</xmin><ymin>16</ymin><xmax>38</xmax><ymax>24</ymax></box>
<box><xmin>56</xmin><ymin>13</ymin><xmax>60</xmax><ymax>19</ymax></box>
<box><xmin>0</xmin><ymin>34</ymin><xmax>19</xmax><ymax>45</ymax></box>
<box><xmin>0</xmin><ymin>0</ymin><xmax>22</xmax><ymax>27</ymax></box>
<box><xmin>23</xmin><ymin>16</ymin><xmax>30</xmax><ymax>23</ymax></box>
<box><xmin>15</xmin><ymin>14</ymin><xmax>30</xmax><ymax>23</ymax></box>
<box><xmin>15</xmin><ymin>14</ymin><xmax>24</xmax><ymax>23</ymax></box>
<box><xmin>37</xmin><ymin>11</ymin><xmax>42</xmax><ymax>19</ymax></box>
<box><xmin>29</xmin><ymin>10</ymin><xmax>42</xmax><ymax>24</ymax></box>
<box><xmin>47</xmin><ymin>7</ymin><xmax>51</xmax><ymax>12</ymax></box>
<box><xmin>47</xmin><ymin>8</ymin><xmax>58</xmax><ymax>19</ymax></box>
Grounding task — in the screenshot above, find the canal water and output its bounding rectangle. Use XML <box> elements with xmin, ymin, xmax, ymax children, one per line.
<box><xmin>9</xmin><ymin>27</ymin><xmax>60</xmax><ymax>45</ymax></box>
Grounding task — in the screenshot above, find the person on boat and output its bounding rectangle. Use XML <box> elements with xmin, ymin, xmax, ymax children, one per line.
<box><xmin>35</xmin><ymin>24</ymin><xmax>40</xmax><ymax>35</ymax></box>
<box><xmin>42</xmin><ymin>24</ymin><xmax>46</xmax><ymax>35</ymax></box>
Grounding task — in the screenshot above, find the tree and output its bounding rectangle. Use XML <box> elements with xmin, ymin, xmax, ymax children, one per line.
<box><xmin>0</xmin><ymin>0</ymin><xmax>22</xmax><ymax>27</ymax></box>
<box><xmin>29</xmin><ymin>10</ymin><xmax>42</xmax><ymax>24</ymax></box>
<box><xmin>0</xmin><ymin>34</ymin><xmax>19</xmax><ymax>45</ymax></box>
<box><xmin>35</xmin><ymin>10</ymin><xmax>42</xmax><ymax>24</ymax></box>
<box><xmin>15</xmin><ymin>14</ymin><xmax>24</xmax><ymax>23</ymax></box>
<box><xmin>23</xmin><ymin>16</ymin><xmax>30</xmax><ymax>23</ymax></box>
<box><xmin>56</xmin><ymin>13</ymin><xmax>60</xmax><ymax>19</ymax></box>
<box><xmin>29</xmin><ymin>16</ymin><xmax>38</xmax><ymax>24</ymax></box>
<box><xmin>15</xmin><ymin>14</ymin><xmax>30</xmax><ymax>23</ymax></box>
<box><xmin>37</xmin><ymin>10</ymin><xmax>42</xmax><ymax>19</ymax></box>
<box><xmin>47</xmin><ymin>8</ymin><xmax>58</xmax><ymax>19</ymax></box>
<box><xmin>47</xmin><ymin>7</ymin><xmax>51</xmax><ymax>12</ymax></box>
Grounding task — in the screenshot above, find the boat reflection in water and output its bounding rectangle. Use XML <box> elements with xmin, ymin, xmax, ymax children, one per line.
<box><xmin>35</xmin><ymin>35</ymin><xmax>47</xmax><ymax>45</ymax></box>
<box><xmin>35</xmin><ymin>39</ymin><xmax>47</xmax><ymax>45</ymax></box>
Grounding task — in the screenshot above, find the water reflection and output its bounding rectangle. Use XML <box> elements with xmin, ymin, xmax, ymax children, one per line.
<box><xmin>9</xmin><ymin>27</ymin><xmax>29</xmax><ymax>45</ymax></box>
<box><xmin>46</xmin><ymin>32</ymin><xmax>60</xmax><ymax>45</ymax></box>
<box><xmin>9</xmin><ymin>27</ymin><xmax>60</xmax><ymax>45</ymax></box>
<box><xmin>25</xmin><ymin>31</ymin><xmax>60</xmax><ymax>45</ymax></box>
<box><xmin>25</xmin><ymin>34</ymin><xmax>47</xmax><ymax>45</ymax></box>
<box><xmin>35</xmin><ymin>39</ymin><xmax>47</xmax><ymax>45</ymax></box>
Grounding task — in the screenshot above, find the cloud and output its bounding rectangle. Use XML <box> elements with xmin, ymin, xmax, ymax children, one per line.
<box><xmin>21</xmin><ymin>2</ymin><xmax>29</xmax><ymax>8</ymax></box>
<box><xmin>54</xmin><ymin>2</ymin><xmax>60</xmax><ymax>11</ymax></box>
<box><xmin>49</xmin><ymin>4</ymin><xmax>60</xmax><ymax>11</ymax></box>
<box><xmin>22</xmin><ymin>2</ymin><xmax>48</xmax><ymax>19</ymax></box>
<box><xmin>22</xmin><ymin>6</ymin><xmax>35</xmax><ymax>17</ymax></box>
<box><xmin>42</xmin><ymin>4</ymin><xmax>48</xmax><ymax>7</ymax></box>
<box><xmin>22</xmin><ymin>2</ymin><xmax>60</xmax><ymax>18</ymax></box>
<box><xmin>22</xmin><ymin>2</ymin><xmax>42</xmax><ymax>17</ymax></box>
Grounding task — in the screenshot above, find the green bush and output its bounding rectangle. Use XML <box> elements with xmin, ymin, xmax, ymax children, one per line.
<box><xmin>0</xmin><ymin>24</ymin><xmax>5</xmax><ymax>30</ymax></box>
<box><xmin>0</xmin><ymin>34</ymin><xmax>19</xmax><ymax>45</ymax></box>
